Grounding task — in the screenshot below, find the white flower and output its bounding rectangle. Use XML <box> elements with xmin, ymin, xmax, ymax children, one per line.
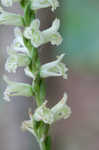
<box><xmin>4</xmin><ymin>76</ymin><xmax>33</xmax><ymax>101</ymax></box>
<box><xmin>5</xmin><ymin>47</ymin><xmax>31</xmax><ymax>73</ymax></box>
<box><xmin>1</xmin><ymin>0</ymin><xmax>20</xmax><ymax>7</ymax></box>
<box><xmin>40</xmin><ymin>54</ymin><xmax>68</xmax><ymax>79</ymax></box>
<box><xmin>51</xmin><ymin>93</ymin><xmax>72</xmax><ymax>122</ymax></box>
<box><xmin>34</xmin><ymin>101</ymin><xmax>54</xmax><ymax>124</ymax></box>
<box><xmin>24</xmin><ymin>18</ymin><xmax>62</xmax><ymax>48</ymax></box>
<box><xmin>12</xmin><ymin>27</ymin><xmax>29</xmax><ymax>55</ymax></box>
<box><xmin>31</xmin><ymin>0</ymin><xmax>59</xmax><ymax>11</ymax></box>
<box><xmin>33</xmin><ymin>93</ymin><xmax>71</xmax><ymax>124</ymax></box>
<box><xmin>24</xmin><ymin>54</ymin><xmax>68</xmax><ymax>79</ymax></box>
<box><xmin>21</xmin><ymin>110</ymin><xmax>36</xmax><ymax>136</ymax></box>
<box><xmin>0</xmin><ymin>7</ymin><xmax>23</xmax><ymax>26</ymax></box>
<box><xmin>1</xmin><ymin>0</ymin><xmax>12</xmax><ymax>7</ymax></box>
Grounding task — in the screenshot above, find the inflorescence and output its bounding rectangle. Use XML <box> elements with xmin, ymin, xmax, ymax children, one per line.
<box><xmin>1</xmin><ymin>0</ymin><xmax>72</xmax><ymax>150</ymax></box>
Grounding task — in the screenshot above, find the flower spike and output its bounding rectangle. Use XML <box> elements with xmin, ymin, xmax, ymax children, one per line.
<box><xmin>24</xmin><ymin>18</ymin><xmax>62</xmax><ymax>48</ymax></box>
<box><xmin>0</xmin><ymin>7</ymin><xmax>23</xmax><ymax>26</ymax></box>
<box><xmin>4</xmin><ymin>76</ymin><xmax>33</xmax><ymax>101</ymax></box>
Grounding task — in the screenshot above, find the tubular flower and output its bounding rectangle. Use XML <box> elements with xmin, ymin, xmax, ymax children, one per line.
<box><xmin>51</xmin><ymin>93</ymin><xmax>72</xmax><ymax>122</ymax></box>
<box><xmin>33</xmin><ymin>93</ymin><xmax>71</xmax><ymax>124</ymax></box>
<box><xmin>34</xmin><ymin>101</ymin><xmax>54</xmax><ymax>124</ymax></box>
<box><xmin>1</xmin><ymin>0</ymin><xmax>20</xmax><ymax>7</ymax></box>
<box><xmin>0</xmin><ymin>7</ymin><xmax>23</xmax><ymax>26</ymax></box>
<box><xmin>40</xmin><ymin>54</ymin><xmax>68</xmax><ymax>79</ymax></box>
<box><xmin>12</xmin><ymin>27</ymin><xmax>29</xmax><ymax>55</ymax></box>
<box><xmin>5</xmin><ymin>47</ymin><xmax>31</xmax><ymax>73</ymax></box>
<box><xmin>31</xmin><ymin>0</ymin><xmax>59</xmax><ymax>12</ymax></box>
<box><xmin>24</xmin><ymin>18</ymin><xmax>62</xmax><ymax>48</ymax></box>
<box><xmin>4</xmin><ymin>76</ymin><xmax>33</xmax><ymax>101</ymax></box>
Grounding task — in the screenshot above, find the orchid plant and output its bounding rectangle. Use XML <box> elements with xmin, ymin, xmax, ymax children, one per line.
<box><xmin>1</xmin><ymin>0</ymin><xmax>72</xmax><ymax>150</ymax></box>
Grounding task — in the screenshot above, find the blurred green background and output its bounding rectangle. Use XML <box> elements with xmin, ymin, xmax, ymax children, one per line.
<box><xmin>0</xmin><ymin>0</ymin><xmax>99</xmax><ymax>150</ymax></box>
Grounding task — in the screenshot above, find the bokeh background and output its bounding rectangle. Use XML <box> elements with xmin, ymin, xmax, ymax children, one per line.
<box><xmin>0</xmin><ymin>0</ymin><xmax>99</xmax><ymax>150</ymax></box>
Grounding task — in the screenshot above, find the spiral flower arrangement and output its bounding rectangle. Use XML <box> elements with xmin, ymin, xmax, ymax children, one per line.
<box><xmin>1</xmin><ymin>0</ymin><xmax>72</xmax><ymax>150</ymax></box>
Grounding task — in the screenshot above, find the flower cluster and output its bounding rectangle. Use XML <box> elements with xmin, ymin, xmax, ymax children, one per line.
<box><xmin>2</xmin><ymin>0</ymin><xmax>72</xmax><ymax>149</ymax></box>
<box><xmin>22</xmin><ymin>94</ymin><xmax>71</xmax><ymax>134</ymax></box>
<box><xmin>5</xmin><ymin>28</ymin><xmax>31</xmax><ymax>73</ymax></box>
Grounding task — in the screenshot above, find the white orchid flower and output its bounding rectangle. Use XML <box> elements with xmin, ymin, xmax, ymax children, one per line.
<box><xmin>5</xmin><ymin>47</ymin><xmax>31</xmax><ymax>73</ymax></box>
<box><xmin>33</xmin><ymin>93</ymin><xmax>71</xmax><ymax>124</ymax></box>
<box><xmin>24</xmin><ymin>54</ymin><xmax>68</xmax><ymax>79</ymax></box>
<box><xmin>21</xmin><ymin>110</ymin><xmax>36</xmax><ymax>136</ymax></box>
<box><xmin>4</xmin><ymin>76</ymin><xmax>33</xmax><ymax>101</ymax></box>
<box><xmin>0</xmin><ymin>7</ymin><xmax>23</xmax><ymax>26</ymax></box>
<box><xmin>51</xmin><ymin>93</ymin><xmax>72</xmax><ymax>122</ymax></box>
<box><xmin>12</xmin><ymin>27</ymin><xmax>29</xmax><ymax>55</ymax></box>
<box><xmin>24</xmin><ymin>18</ymin><xmax>62</xmax><ymax>48</ymax></box>
<box><xmin>34</xmin><ymin>101</ymin><xmax>54</xmax><ymax>124</ymax></box>
<box><xmin>40</xmin><ymin>54</ymin><xmax>68</xmax><ymax>79</ymax></box>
